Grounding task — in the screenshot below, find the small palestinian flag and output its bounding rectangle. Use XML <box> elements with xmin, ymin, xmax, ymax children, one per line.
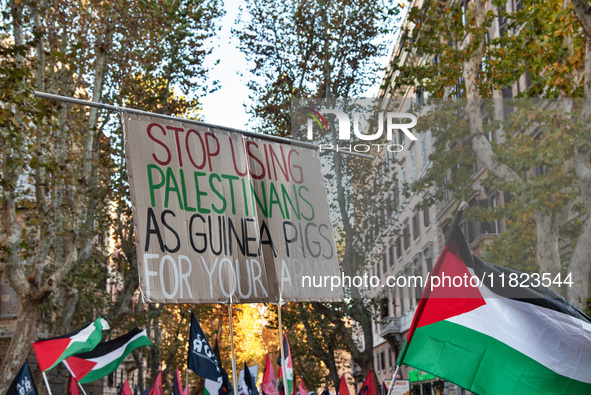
<box><xmin>398</xmin><ymin>206</ymin><xmax>591</xmax><ymax>394</ymax></box>
<box><xmin>281</xmin><ymin>334</ymin><xmax>293</xmax><ymax>395</ymax></box>
<box><xmin>32</xmin><ymin>317</ymin><xmax>109</xmax><ymax>371</ymax></box>
<box><xmin>64</xmin><ymin>327</ymin><xmax>152</xmax><ymax>383</ymax></box>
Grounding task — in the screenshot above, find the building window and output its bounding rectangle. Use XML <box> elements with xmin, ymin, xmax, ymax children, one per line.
<box><xmin>381</xmin><ymin>351</ymin><xmax>386</xmax><ymax>373</ymax></box>
<box><xmin>405</xmin><ymin>265</ymin><xmax>414</xmax><ymax>306</ymax></box>
<box><xmin>411</xmin><ymin>151</ymin><xmax>416</xmax><ymax>180</ymax></box>
<box><xmin>380</xmin><ymin>297</ymin><xmax>389</xmax><ymax>320</ymax></box>
<box><xmin>403</xmin><ymin>223</ymin><xmax>410</xmax><ymax>251</ymax></box>
<box><xmin>423</xmin><ymin>207</ymin><xmax>430</xmax><ymax>228</ymax></box>
<box><xmin>416</xmin><ymin>87</ymin><xmax>424</xmax><ymax>107</ymax></box>
<box><xmin>389</xmin><ymin>245</ymin><xmax>395</xmax><ymax>268</ymax></box>
<box><xmin>389</xmin><ymin>347</ymin><xmax>393</xmax><ymax>368</ymax></box>
<box><xmin>396</xmin><ymin>237</ymin><xmax>402</xmax><ymax>259</ymax></box>
<box><xmin>498</xmin><ymin>5</ymin><xmax>508</xmax><ymax>37</ymax></box>
<box><xmin>382</xmin><ymin>253</ymin><xmax>387</xmax><ymax>276</ymax></box>
<box><xmin>401</xmin><ymin>163</ymin><xmax>407</xmax><ymax>184</ymax></box>
<box><xmin>421</xmin><ymin>135</ymin><xmax>427</xmax><ymax>167</ymax></box>
<box><xmin>398</xmin><ymin>130</ymin><xmax>405</xmax><ymax>147</ymax></box>
<box><xmin>426</xmin><ymin>256</ymin><xmax>433</xmax><ymax>273</ymax></box>
<box><xmin>412</xmin><ymin>212</ymin><xmax>420</xmax><ymax>241</ymax></box>
<box><xmin>393</xmin><ymin>180</ymin><xmax>399</xmax><ymax>211</ymax></box>
<box><xmin>414</xmin><ymin>258</ymin><xmax>423</xmax><ymax>304</ymax></box>
<box><xmin>466</xmin><ymin>196</ymin><xmax>500</xmax><ymax>244</ymax></box>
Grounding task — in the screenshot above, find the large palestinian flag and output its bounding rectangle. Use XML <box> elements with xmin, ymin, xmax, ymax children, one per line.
<box><xmin>63</xmin><ymin>328</ymin><xmax>151</xmax><ymax>383</ymax></box>
<box><xmin>398</xmin><ymin>208</ymin><xmax>591</xmax><ymax>394</ymax></box>
<box><xmin>32</xmin><ymin>317</ymin><xmax>109</xmax><ymax>371</ymax></box>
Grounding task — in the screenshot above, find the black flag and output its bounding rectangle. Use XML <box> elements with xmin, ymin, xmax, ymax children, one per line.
<box><xmin>187</xmin><ymin>313</ymin><xmax>220</xmax><ymax>381</ymax></box>
<box><xmin>7</xmin><ymin>361</ymin><xmax>38</xmax><ymax>395</ymax></box>
<box><xmin>244</xmin><ymin>362</ymin><xmax>260</xmax><ymax>395</ymax></box>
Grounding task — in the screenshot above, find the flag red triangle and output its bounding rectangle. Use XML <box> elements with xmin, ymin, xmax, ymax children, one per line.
<box><xmin>33</xmin><ymin>338</ymin><xmax>72</xmax><ymax>371</ymax></box>
<box><xmin>64</xmin><ymin>356</ymin><xmax>98</xmax><ymax>381</ymax></box>
<box><xmin>408</xmin><ymin>241</ymin><xmax>486</xmax><ymax>342</ymax></box>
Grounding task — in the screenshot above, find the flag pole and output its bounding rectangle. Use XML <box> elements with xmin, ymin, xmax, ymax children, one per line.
<box><xmin>42</xmin><ymin>371</ymin><xmax>53</xmax><ymax>395</ymax></box>
<box><xmin>63</xmin><ymin>359</ymin><xmax>88</xmax><ymax>395</ymax></box>
<box><xmin>186</xmin><ymin>311</ymin><xmax>191</xmax><ymax>394</ymax></box>
<box><xmin>386</xmin><ymin>366</ymin><xmax>401</xmax><ymax>395</ymax></box>
<box><xmin>33</xmin><ymin>91</ymin><xmax>373</xmax><ymax>159</ymax></box>
<box><xmin>77</xmin><ymin>380</ymin><xmax>88</xmax><ymax>395</ymax></box>
<box><xmin>228</xmin><ymin>299</ymin><xmax>238</xmax><ymax>392</ymax></box>
<box><xmin>185</xmin><ymin>367</ymin><xmax>189</xmax><ymax>394</ymax></box>
<box><xmin>278</xmin><ymin>299</ymin><xmax>286</xmax><ymax>391</ymax></box>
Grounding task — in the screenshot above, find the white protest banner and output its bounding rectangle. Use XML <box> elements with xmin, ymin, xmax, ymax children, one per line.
<box><xmin>384</xmin><ymin>380</ymin><xmax>410</xmax><ymax>395</ymax></box>
<box><xmin>123</xmin><ymin>113</ymin><xmax>343</xmax><ymax>303</ymax></box>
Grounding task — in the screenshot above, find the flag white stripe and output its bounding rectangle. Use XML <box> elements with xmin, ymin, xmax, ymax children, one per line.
<box><xmin>447</xmin><ymin>281</ymin><xmax>591</xmax><ymax>383</ymax></box>
<box><xmin>68</xmin><ymin>320</ymin><xmax>101</xmax><ymax>345</ymax></box>
<box><xmin>84</xmin><ymin>331</ymin><xmax>147</xmax><ymax>370</ymax></box>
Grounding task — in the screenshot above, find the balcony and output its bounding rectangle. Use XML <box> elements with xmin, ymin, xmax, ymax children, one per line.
<box><xmin>379</xmin><ymin>306</ymin><xmax>417</xmax><ymax>338</ymax></box>
<box><xmin>379</xmin><ymin>316</ymin><xmax>401</xmax><ymax>337</ymax></box>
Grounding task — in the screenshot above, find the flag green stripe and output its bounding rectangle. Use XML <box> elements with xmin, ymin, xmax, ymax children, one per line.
<box><xmin>78</xmin><ymin>335</ymin><xmax>151</xmax><ymax>383</ymax></box>
<box><xmin>47</xmin><ymin>319</ymin><xmax>105</xmax><ymax>371</ymax></box>
<box><xmin>403</xmin><ymin>320</ymin><xmax>591</xmax><ymax>395</ymax></box>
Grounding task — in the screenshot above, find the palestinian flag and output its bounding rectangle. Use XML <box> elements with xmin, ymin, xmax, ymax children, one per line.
<box><xmin>64</xmin><ymin>328</ymin><xmax>152</xmax><ymax>383</ymax></box>
<box><xmin>280</xmin><ymin>334</ymin><xmax>294</xmax><ymax>395</ymax></box>
<box><xmin>398</xmin><ymin>206</ymin><xmax>591</xmax><ymax>394</ymax></box>
<box><xmin>32</xmin><ymin>317</ymin><xmax>109</xmax><ymax>371</ymax></box>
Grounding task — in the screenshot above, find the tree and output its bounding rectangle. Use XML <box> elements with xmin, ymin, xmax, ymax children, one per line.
<box><xmin>0</xmin><ymin>0</ymin><xmax>222</xmax><ymax>391</ymax></box>
<box><xmin>236</xmin><ymin>0</ymin><xmax>401</xmax><ymax>389</ymax></box>
<box><xmin>393</xmin><ymin>0</ymin><xmax>591</xmax><ymax>309</ymax></box>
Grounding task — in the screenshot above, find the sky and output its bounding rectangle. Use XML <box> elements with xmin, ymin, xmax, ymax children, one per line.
<box><xmin>199</xmin><ymin>1</ymin><xmax>251</xmax><ymax>130</ymax></box>
<box><xmin>199</xmin><ymin>1</ymin><xmax>404</xmax><ymax>132</ymax></box>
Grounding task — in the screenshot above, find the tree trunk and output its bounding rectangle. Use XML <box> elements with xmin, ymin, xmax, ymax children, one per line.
<box><xmin>0</xmin><ymin>300</ymin><xmax>39</xmax><ymax>393</ymax></box>
<box><xmin>570</xmin><ymin>0</ymin><xmax>591</xmax><ymax>311</ymax></box>
<box><xmin>533</xmin><ymin>211</ymin><xmax>563</xmax><ymax>294</ymax></box>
